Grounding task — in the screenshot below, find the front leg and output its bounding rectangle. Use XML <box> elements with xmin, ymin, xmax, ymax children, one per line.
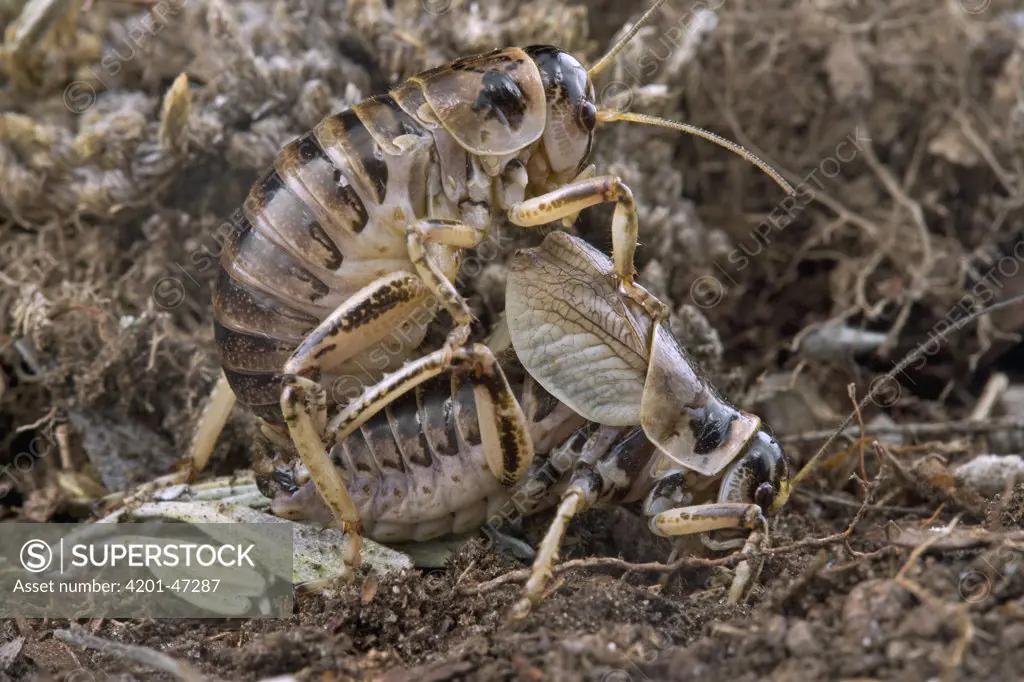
<box><xmin>554</xmin><ymin>164</ymin><xmax>596</xmax><ymax>228</ymax></box>
<box><xmin>407</xmin><ymin>218</ymin><xmax>488</xmax><ymax>350</ymax></box>
<box><xmin>646</xmin><ymin>498</ymin><xmax>769</xmax><ymax>605</ymax></box>
<box><xmin>508</xmin><ymin>175</ymin><xmax>668</xmax><ymax>325</ymax></box>
<box><xmin>510</xmin><ymin>424</ymin><xmax>628</xmax><ymax>619</ymax></box>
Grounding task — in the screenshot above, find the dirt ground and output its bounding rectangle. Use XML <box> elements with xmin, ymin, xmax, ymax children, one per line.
<box><xmin>3</xmin><ymin>0</ymin><xmax>1024</xmax><ymax>680</ymax></box>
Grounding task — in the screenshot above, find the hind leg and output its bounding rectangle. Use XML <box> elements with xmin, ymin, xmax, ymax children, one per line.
<box><xmin>323</xmin><ymin>343</ymin><xmax>533</xmax><ymax>485</ymax></box>
<box><xmin>186</xmin><ymin>372</ymin><xmax>237</xmax><ymax>479</ymax></box>
<box><xmin>509</xmin><ymin>424</ymin><xmax>630</xmax><ymax>619</ymax></box>
<box><xmin>188</xmin><ymin>217</ymin><xmax>487</xmax><ymax>479</ymax></box>
<box><xmin>279</xmin><ymin>374</ymin><xmax>364</xmax><ymax>567</ymax></box>
<box><xmin>187</xmin><ymin>271</ymin><xmax>434</xmax><ymax>479</ymax></box>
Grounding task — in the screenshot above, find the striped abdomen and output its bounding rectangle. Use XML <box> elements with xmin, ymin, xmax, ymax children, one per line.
<box><xmin>213</xmin><ymin>93</ymin><xmax>437</xmax><ymax>424</ymax></box>
<box><xmin>274</xmin><ymin>371</ymin><xmax>586</xmax><ymax>543</ymax></box>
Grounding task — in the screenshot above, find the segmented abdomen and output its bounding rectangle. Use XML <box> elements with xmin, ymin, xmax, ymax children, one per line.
<box><xmin>213</xmin><ymin>94</ymin><xmax>432</xmax><ymax>423</ymax></box>
<box><xmin>334</xmin><ymin>372</ymin><xmax>500</xmax><ymax>542</ymax></box>
<box><xmin>270</xmin><ymin>369</ymin><xmax>584</xmax><ymax>543</ymax></box>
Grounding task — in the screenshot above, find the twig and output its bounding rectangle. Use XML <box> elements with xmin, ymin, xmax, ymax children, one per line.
<box><xmin>468</xmin><ymin>440</ymin><xmax>895</xmax><ymax>599</ymax></box>
<box><xmin>459</xmin><ymin>554</ymin><xmax>728</xmax><ymax>597</ymax></box>
<box><xmin>462</xmin><ymin>524</ymin><xmax>893</xmax><ymax>598</ymax></box>
<box><xmin>766</xmin><ymin>545</ymin><xmax>904</xmax><ymax>610</ymax></box>
<box><xmin>450</xmin><ymin>559</ymin><xmax>477</xmax><ymax>598</ymax></box>
<box><xmin>848</xmin><ymin>384</ymin><xmax>868</xmax><ymax>486</ymax></box>
<box><xmin>707</xmin><ymin>92</ymin><xmax>883</xmax><ymax>240</ymax></box>
<box><xmin>968</xmin><ymin>372</ymin><xmax>1008</xmax><ymax>422</ymax></box>
<box><xmin>892</xmin><ymin>577</ymin><xmax>975</xmax><ymax>682</ymax></box>
<box><xmin>796</xmin><ymin>491</ymin><xmax>931</xmax><ymax>517</ymax></box>
<box><xmin>53</xmin><ymin>627</ymin><xmax>210</xmax><ymax>682</ymax></box>
<box><xmin>146</xmin><ymin>327</ymin><xmax>166</xmax><ymax>372</ymax></box>
<box><xmin>886</xmin><ymin>498</ymin><xmax>975</xmax><ymax>681</ymax></box>
<box><xmin>920</xmin><ymin>503</ymin><xmax>946</xmax><ymax>528</ymax></box>
<box><xmin>856</xmin><ymin>119</ymin><xmax>936</xmax><ymax>356</ymax></box>
<box><xmin>787</xmin><ymin>292</ymin><xmax>1024</xmax><ymax>493</ymax></box>
<box><xmin>824</xmin><ymin>545</ymin><xmax>904</xmax><ymax>573</ymax></box>
<box><xmin>13</xmin><ymin>407</ymin><xmax>57</xmax><ymax>436</ymax></box>
<box><xmin>951</xmin><ymin>109</ymin><xmax>1017</xmax><ymax>194</ymax></box>
<box><xmin>782</xmin><ymin>416</ymin><xmax>1023</xmax><ymax>444</ymax></box>
<box><xmin>895</xmin><ymin>516</ymin><xmax>961</xmax><ymax>581</ymax></box>
<box><xmin>55</xmin><ymin>422</ymin><xmax>73</xmax><ymax>470</ymax></box>
<box><xmin>465</xmin><ymin>447</ymin><xmax>887</xmax><ymax>599</ymax></box>
<box><xmin>886</xmin><ymin>526</ymin><xmax>1024</xmax><ymax>551</ymax></box>
<box><xmin>4</xmin><ymin>0</ymin><xmax>82</xmax><ymax>59</ymax></box>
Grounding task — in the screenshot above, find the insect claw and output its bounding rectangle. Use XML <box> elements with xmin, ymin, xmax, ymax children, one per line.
<box><xmin>540</xmin><ymin>577</ymin><xmax>564</xmax><ymax>601</ymax></box>
<box><xmin>442</xmin><ymin>323</ymin><xmax>472</xmax><ymax>360</ymax></box>
<box><xmin>509</xmin><ymin>597</ymin><xmax>533</xmax><ymax>621</ymax></box>
<box><xmin>510</xmin><ymin>574</ymin><xmax>562</xmax><ymax>620</ymax></box>
<box><xmin>339</xmin><ymin>522</ymin><xmax>364</xmax><ymax>570</ymax></box>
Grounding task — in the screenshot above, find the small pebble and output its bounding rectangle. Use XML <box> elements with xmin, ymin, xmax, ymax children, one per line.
<box><xmin>954</xmin><ymin>454</ymin><xmax>1024</xmax><ymax>496</ymax></box>
<box><xmin>785</xmin><ymin>619</ymin><xmax>818</xmax><ymax>657</ymax></box>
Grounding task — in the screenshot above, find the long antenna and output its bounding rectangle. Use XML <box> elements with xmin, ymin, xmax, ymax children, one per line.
<box><xmin>598</xmin><ymin>110</ymin><xmax>795</xmax><ymax>195</ymax></box>
<box><xmin>587</xmin><ymin>0</ymin><xmax>668</xmax><ymax>78</ymax></box>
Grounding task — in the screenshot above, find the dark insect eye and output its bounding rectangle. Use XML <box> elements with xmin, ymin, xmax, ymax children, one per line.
<box><xmin>578</xmin><ymin>101</ymin><xmax>597</xmax><ymax>131</ymax></box>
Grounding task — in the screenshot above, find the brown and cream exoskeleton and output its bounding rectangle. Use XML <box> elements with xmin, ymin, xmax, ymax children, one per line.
<box><xmin>503</xmin><ymin>231</ymin><xmax>792</xmax><ymax>614</ymax></box>
<box><xmin>261</xmin><ymin>230</ymin><xmax>790</xmax><ymax>614</ymax></box>
<box><xmin>190</xmin><ymin>0</ymin><xmax>794</xmax><ymax>567</ymax></box>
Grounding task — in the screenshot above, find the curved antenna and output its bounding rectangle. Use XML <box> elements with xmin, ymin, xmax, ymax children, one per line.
<box><xmin>587</xmin><ymin>0</ymin><xmax>668</xmax><ymax>78</ymax></box>
<box><xmin>597</xmin><ymin>110</ymin><xmax>795</xmax><ymax>195</ymax></box>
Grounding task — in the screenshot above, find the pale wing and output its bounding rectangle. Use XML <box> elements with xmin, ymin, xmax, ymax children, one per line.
<box><xmin>508</xmin><ymin>231</ymin><xmax>750</xmax><ymax>477</ymax></box>
<box><xmin>506</xmin><ymin>231</ymin><xmax>649</xmax><ymax>425</ymax></box>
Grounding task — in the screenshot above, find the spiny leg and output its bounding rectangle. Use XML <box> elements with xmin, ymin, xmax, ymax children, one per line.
<box><xmin>187</xmin><ymin>371</ymin><xmax>237</xmax><ymax>478</ymax></box>
<box><xmin>326</xmin><ymin>343</ymin><xmax>534</xmax><ymax>485</ymax></box>
<box><xmin>728</xmin><ymin>526</ymin><xmax>768</xmax><ymax>605</ymax></box>
<box><xmin>280</xmin><ymin>374</ymin><xmax>364</xmax><ymax>567</ymax></box>
<box><xmin>188</xmin><ymin>224</ymin><xmax>480</xmax><ymax>511</ymax></box>
<box><xmin>235</xmin><ymin>271</ymin><xmax>434</xmax><ymax>498</ymax></box>
<box><xmin>284</xmin><ymin>271</ymin><xmax>432</xmax><ymax>379</ymax></box>
<box><xmin>467</xmin><ymin>346</ymin><xmax>544</xmax><ymax>485</ymax></box>
<box><xmin>509</xmin><ymin>425</ymin><xmax>624</xmax><ymax>619</ymax></box>
<box><xmin>509</xmin><ymin>484</ymin><xmax>594</xmax><ymax>620</ymax></box>
<box><xmin>650</xmin><ymin>502</ymin><xmax>765</xmax><ymax>536</ymax></box>
<box><xmin>273</xmin><ymin>272</ymin><xmax>441</xmax><ymax>567</ymax></box>
<box><xmin>508</xmin><ymin>175</ymin><xmax>669</xmax><ymax>325</ymax></box>
<box><xmin>286</xmin><ymin>218</ymin><xmax>486</xmax><ymax>380</ymax></box>
<box><xmin>482</xmin><ymin>425</ymin><xmax>598</xmax><ymax>565</ymax></box>
<box><xmin>407</xmin><ymin>218</ymin><xmax>488</xmax><ymax>351</ymax></box>
<box><xmin>556</xmin><ymin>164</ymin><xmax>596</xmax><ymax>228</ymax></box>
<box><xmin>647</xmin><ymin>501</ymin><xmax>769</xmax><ymax>604</ymax></box>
